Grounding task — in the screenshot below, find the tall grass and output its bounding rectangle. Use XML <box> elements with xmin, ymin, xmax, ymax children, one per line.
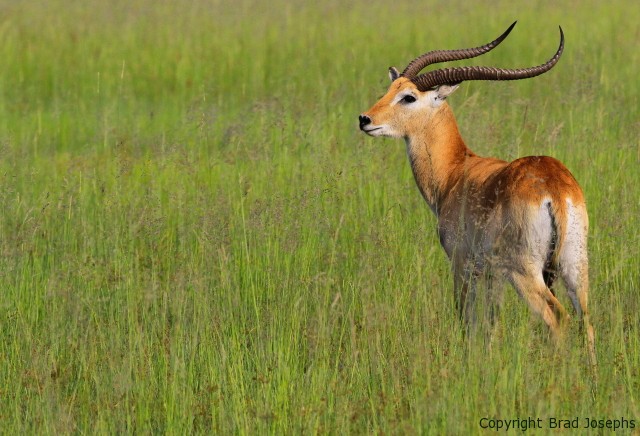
<box><xmin>0</xmin><ymin>0</ymin><xmax>638</xmax><ymax>433</ymax></box>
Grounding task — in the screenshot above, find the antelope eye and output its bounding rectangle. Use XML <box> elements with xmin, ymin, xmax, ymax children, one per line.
<box><xmin>402</xmin><ymin>95</ymin><xmax>416</xmax><ymax>103</ymax></box>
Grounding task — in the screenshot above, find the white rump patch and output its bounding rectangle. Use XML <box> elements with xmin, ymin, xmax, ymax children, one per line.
<box><xmin>559</xmin><ymin>199</ymin><xmax>588</xmax><ymax>285</ymax></box>
<box><xmin>528</xmin><ymin>199</ymin><xmax>554</xmax><ymax>266</ymax></box>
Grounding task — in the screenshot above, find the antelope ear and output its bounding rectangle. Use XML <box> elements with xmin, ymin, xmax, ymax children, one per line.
<box><xmin>388</xmin><ymin>67</ymin><xmax>400</xmax><ymax>82</ymax></box>
<box><xmin>435</xmin><ymin>83</ymin><xmax>460</xmax><ymax>100</ymax></box>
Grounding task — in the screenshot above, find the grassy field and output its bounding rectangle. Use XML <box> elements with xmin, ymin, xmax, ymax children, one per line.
<box><xmin>0</xmin><ymin>0</ymin><xmax>638</xmax><ymax>433</ymax></box>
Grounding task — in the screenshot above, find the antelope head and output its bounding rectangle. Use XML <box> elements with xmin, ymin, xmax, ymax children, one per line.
<box><xmin>359</xmin><ymin>21</ymin><xmax>564</xmax><ymax>138</ymax></box>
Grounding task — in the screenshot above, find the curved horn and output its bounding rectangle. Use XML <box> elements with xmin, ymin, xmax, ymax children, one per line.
<box><xmin>401</xmin><ymin>21</ymin><xmax>517</xmax><ymax>79</ymax></box>
<box><xmin>412</xmin><ymin>27</ymin><xmax>565</xmax><ymax>91</ymax></box>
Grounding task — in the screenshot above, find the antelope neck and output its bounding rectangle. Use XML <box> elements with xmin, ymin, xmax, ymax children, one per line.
<box><xmin>404</xmin><ymin>104</ymin><xmax>471</xmax><ymax>215</ymax></box>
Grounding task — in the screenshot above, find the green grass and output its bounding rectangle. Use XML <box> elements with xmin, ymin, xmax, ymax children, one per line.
<box><xmin>0</xmin><ymin>0</ymin><xmax>638</xmax><ymax>433</ymax></box>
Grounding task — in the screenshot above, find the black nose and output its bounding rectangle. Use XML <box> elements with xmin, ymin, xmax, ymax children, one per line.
<box><xmin>359</xmin><ymin>115</ymin><xmax>371</xmax><ymax>130</ymax></box>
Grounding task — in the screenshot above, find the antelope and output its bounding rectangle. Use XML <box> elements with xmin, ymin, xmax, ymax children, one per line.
<box><xmin>359</xmin><ymin>22</ymin><xmax>595</xmax><ymax>363</ymax></box>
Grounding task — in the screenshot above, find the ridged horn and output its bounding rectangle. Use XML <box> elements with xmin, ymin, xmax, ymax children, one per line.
<box><xmin>411</xmin><ymin>27</ymin><xmax>565</xmax><ymax>91</ymax></box>
<box><xmin>401</xmin><ymin>21</ymin><xmax>517</xmax><ymax>79</ymax></box>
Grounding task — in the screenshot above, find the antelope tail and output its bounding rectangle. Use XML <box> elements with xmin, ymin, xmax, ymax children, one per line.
<box><xmin>547</xmin><ymin>198</ymin><xmax>568</xmax><ymax>271</ymax></box>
